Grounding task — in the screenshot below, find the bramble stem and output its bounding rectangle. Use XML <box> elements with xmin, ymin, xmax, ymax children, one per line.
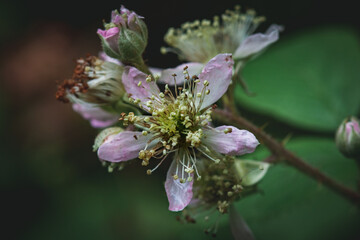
<box><xmin>213</xmin><ymin>108</ymin><xmax>360</xmax><ymax>205</ymax></box>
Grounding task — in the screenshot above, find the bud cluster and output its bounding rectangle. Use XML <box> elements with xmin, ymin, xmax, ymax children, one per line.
<box><xmin>97</xmin><ymin>6</ymin><xmax>148</xmax><ymax>67</ymax></box>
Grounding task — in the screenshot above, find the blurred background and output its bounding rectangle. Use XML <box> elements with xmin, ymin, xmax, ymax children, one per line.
<box><xmin>1</xmin><ymin>0</ymin><xmax>359</xmax><ymax>239</ymax></box>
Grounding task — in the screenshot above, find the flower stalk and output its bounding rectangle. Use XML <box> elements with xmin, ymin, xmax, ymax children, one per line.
<box><xmin>213</xmin><ymin>108</ymin><xmax>360</xmax><ymax>205</ymax></box>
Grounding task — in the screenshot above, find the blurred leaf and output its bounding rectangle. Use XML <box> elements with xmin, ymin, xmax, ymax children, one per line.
<box><xmin>235</xmin><ymin>27</ymin><xmax>360</xmax><ymax>132</ymax></box>
<box><xmin>23</xmin><ymin>172</ymin><xmax>228</xmax><ymax>240</ymax></box>
<box><xmin>235</xmin><ymin>137</ymin><xmax>360</xmax><ymax>240</ymax></box>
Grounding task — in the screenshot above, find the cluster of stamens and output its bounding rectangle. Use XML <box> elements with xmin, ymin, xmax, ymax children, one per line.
<box><xmin>162</xmin><ymin>5</ymin><xmax>265</xmax><ymax>62</ymax></box>
<box><xmin>120</xmin><ymin>67</ymin><xmax>224</xmax><ymax>182</ymax></box>
<box><xmin>193</xmin><ymin>157</ymin><xmax>244</xmax><ymax>214</ymax></box>
<box><xmin>56</xmin><ymin>55</ymin><xmax>97</xmax><ymax>103</ymax></box>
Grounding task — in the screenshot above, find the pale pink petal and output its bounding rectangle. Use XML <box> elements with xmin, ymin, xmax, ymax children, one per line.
<box><xmin>99</xmin><ymin>51</ymin><xmax>123</xmax><ymax>65</ymax></box>
<box><xmin>97</xmin><ymin>27</ymin><xmax>120</xmax><ymax>52</ymax></box>
<box><xmin>196</xmin><ymin>53</ymin><xmax>234</xmax><ymax>110</ymax></box>
<box><xmin>72</xmin><ymin>104</ymin><xmax>119</xmax><ymax>128</ymax></box>
<box><xmin>122</xmin><ymin>66</ymin><xmax>160</xmax><ymax>110</ymax></box>
<box><xmin>120</xmin><ymin>5</ymin><xmax>144</xmax><ymax>19</ymax></box>
<box><xmin>98</xmin><ymin>131</ymin><xmax>154</xmax><ymax>162</ymax></box>
<box><xmin>156</xmin><ymin>62</ymin><xmax>204</xmax><ymax>85</ymax></box>
<box><xmin>148</xmin><ymin>67</ymin><xmax>162</xmax><ymax>76</ymax></box>
<box><xmin>234</xmin><ymin>25</ymin><xmax>283</xmax><ymax>59</ymax></box>
<box><xmin>165</xmin><ymin>160</ymin><xmax>193</xmax><ymax>212</ymax></box>
<box><xmin>203</xmin><ymin>125</ymin><xmax>259</xmax><ymax>155</ymax></box>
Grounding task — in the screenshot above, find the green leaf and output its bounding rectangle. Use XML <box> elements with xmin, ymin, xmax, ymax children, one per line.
<box><xmin>235</xmin><ymin>137</ymin><xmax>360</xmax><ymax>240</ymax></box>
<box><xmin>235</xmin><ymin>27</ymin><xmax>360</xmax><ymax>132</ymax></box>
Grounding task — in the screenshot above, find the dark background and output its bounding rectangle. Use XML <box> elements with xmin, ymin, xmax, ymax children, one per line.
<box><xmin>1</xmin><ymin>0</ymin><xmax>359</xmax><ymax>239</ymax></box>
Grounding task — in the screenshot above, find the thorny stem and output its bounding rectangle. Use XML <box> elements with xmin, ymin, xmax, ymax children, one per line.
<box><xmin>213</xmin><ymin>108</ymin><xmax>360</xmax><ymax>205</ymax></box>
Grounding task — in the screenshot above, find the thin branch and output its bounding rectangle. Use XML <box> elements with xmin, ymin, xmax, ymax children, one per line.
<box><xmin>213</xmin><ymin>108</ymin><xmax>360</xmax><ymax>205</ymax></box>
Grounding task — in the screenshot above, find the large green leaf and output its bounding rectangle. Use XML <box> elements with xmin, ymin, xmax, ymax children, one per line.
<box><xmin>235</xmin><ymin>27</ymin><xmax>360</xmax><ymax>132</ymax></box>
<box><xmin>235</xmin><ymin>137</ymin><xmax>360</xmax><ymax>240</ymax></box>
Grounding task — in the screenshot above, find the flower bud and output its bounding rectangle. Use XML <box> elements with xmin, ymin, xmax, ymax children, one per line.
<box><xmin>97</xmin><ymin>6</ymin><xmax>148</xmax><ymax>65</ymax></box>
<box><xmin>335</xmin><ymin>117</ymin><xmax>360</xmax><ymax>158</ymax></box>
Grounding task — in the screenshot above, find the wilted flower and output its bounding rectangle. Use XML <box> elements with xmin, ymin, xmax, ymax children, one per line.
<box><xmin>96</xmin><ymin>54</ymin><xmax>260</xmax><ymax>211</ymax></box>
<box><xmin>335</xmin><ymin>116</ymin><xmax>360</xmax><ymax>158</ymax></box>
<box><xmin>162</xmin><ymin>6</ymin><xmax>282</xmax><ymax>64</ymax></box>
<box><xmin>56</xmin><ymin>55</ymin><xmax>125</xmax><ymax>105</ymax></box>
<box><xmin>98</xmin><ymin>6</ymin><xmax>148</xmax><ymax>68</ymax></box>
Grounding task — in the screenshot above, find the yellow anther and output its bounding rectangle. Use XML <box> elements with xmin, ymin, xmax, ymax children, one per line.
<box><xmin>146</xmin><ymin>75</ymin><xmax>152</xmax><ymax>82</ymax></box>
<box><xmin>224</xmin><ymin>128</ymin><xmax>232</xmax><ymax>134</ymax></box>
<box><xmin>137</xmin><ymin>81</ymin><xmax>142</xmax><ymax>87</ymax></box>
<box><xmin>142</xmin><ymin>131</ymin><xmax>148</xmax><ymax>136</ymax></box>
<box><xmin>160</xmin><ymin>47</ymin><xmax>167</xmax><ymax>54</ymax></box>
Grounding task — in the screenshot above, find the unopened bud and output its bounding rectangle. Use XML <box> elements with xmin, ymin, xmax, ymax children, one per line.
<box><xmin>98</xmin><ymin>6</ymin><xmax>148</xmax><ymax>64</ymax></box>
<box><xmin>335</xmin><ymin>117</ymin><xmax>360</xmax><ymax>158</ymax></box>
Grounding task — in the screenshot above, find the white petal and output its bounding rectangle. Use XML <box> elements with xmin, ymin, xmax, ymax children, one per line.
<box><xmin>234</xmin><ymin>159</ymin><xmax>270</xmax><ymax>186</ymax></box>
<box><xmin>234</xmin><ymin>24</ymin><xmax>283</xmax><ymax>59</ymax></box>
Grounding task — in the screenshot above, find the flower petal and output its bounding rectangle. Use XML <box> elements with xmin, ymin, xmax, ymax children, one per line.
<box><xmin>72</xmin><ymin>103</ymin><xmax>119</xmax><ymax>128</ymax></box>
<box><xmin>165</xmin><ymin>160</ymin><xmax>193</xmax><ymax>212</ymax></box>
<box><xmin>203</xmin><ymin>125</ymin><xmax>259</xmax><ymax>155</ymax></box>
<box><xmin>98</xmin><ymin>131</ymin><xmax>154</xmax><ymax>162</ymax></box>
<box><xmin>196</xmin><ymin>53</ymin><xmax>234</xmax><ymax>110</ymax></box>
<box><xmin>99</xmin><ymin>51</ymin><xmax>123</xmax><ymax>65</ymax></box>
<box><xmin>122</xmin><ymin>66</ymin><xmax>160</xmax><ymax>110</ymax></box>
<box><xmin>156</xmin><ymin>62</ymin><xmax>204</xmax><ymax>85</ymax></box>
<box><xmin>234</xmin><ymin>25</ymin><xmax>283</xmax><ymax>59</ymax></box>
<box><xmin>234</xmin><ymin>159</ymin><xmax>270</xmax><ymax>186</ymax></box>
<box><xmin>97</xmin><ymin>27</ymin><xmax>120</xmax><ymax>52</ymax></box>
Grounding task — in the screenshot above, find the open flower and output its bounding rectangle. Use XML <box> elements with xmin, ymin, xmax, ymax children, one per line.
<box><xmin>97</xmin><ymin>53</ymin><xmax>260</xmax><ymax>211</ymax></box>
<box><xmin>162</xmin><ymin>6</ymin><xmax>282</xmax><ymax>64</ymax></box>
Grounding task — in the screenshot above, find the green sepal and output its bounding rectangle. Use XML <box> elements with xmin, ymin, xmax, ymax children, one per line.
<box><xmin>234</xmin><ymin>159</ymin><xmax>270</xmax><ymax>186</ymax></box>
